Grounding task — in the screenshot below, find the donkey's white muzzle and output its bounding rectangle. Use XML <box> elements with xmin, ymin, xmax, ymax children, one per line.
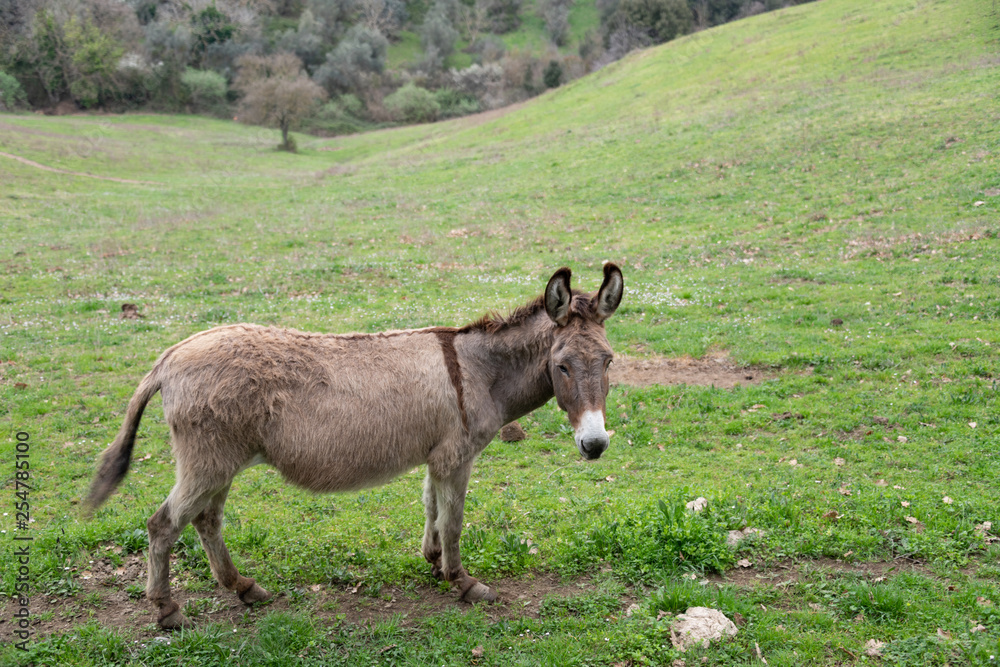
<box><xmin>575</xmin><ymin>410</ymin><xmax>609</xmax><ymax>460</ymax></box>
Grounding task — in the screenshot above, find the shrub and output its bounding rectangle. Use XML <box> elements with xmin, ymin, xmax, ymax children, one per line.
<box><xmin>434</xmin><ymin>87</ymin><xmax>479</xmax><ymax>118</ymax></box>
<box><xmin>451</xmin><ymin>62</ymin><xmax>503</xmax><ymax>109</ymax></box>
<box><xmin>383</xmin><ymin>82</ymin><xmax>439</xmax><ymax>123</ymax></box>
<box><xmin>0</xmin><ymin>71</ymin><xmax>28</xmax><ymax>110</ymax></box>
<box><xmin>305</xmin><ymin>95</ymin><xmax>370</xmax><ymax>135</ymax></box>
<box><xmin>180</xmin><ymin>68</ymin><xmax>227</xmax><ymax>112</ymax></box>
<box><xmin>542</xmin><ymin>59</ymin><xmax>562</xmax><ymax>88</ymax></box>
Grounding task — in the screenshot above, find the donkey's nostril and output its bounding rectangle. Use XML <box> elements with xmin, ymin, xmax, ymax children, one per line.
<box><xmin>580</xmin><ymin>437</ymin><xmax>608</xmax><ymax>460</ymax></box>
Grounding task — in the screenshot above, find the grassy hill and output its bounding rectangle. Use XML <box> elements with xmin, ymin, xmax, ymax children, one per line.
<box><xmin>2</xmin><ymin>0</ymin><xmax>1000</xmax><ymax>664</ymax></box>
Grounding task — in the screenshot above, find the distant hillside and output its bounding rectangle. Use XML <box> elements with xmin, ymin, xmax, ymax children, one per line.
<box><xmin>1</xmin><ymin>0</ymin><xmax>817</xmax><ymax>135</ymax></box>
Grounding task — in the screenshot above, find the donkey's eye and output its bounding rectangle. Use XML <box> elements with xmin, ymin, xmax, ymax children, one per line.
<box><xmin>558</xmin><ymin>365</ymin><xmax>570</xmax><ymax>376</ymax></box>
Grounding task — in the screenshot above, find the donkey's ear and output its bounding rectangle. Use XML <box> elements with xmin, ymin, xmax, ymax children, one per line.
<box><xmin>544</xmin><ymin>267</ymin><xmax>573</xmax><ymax>326</ymax></box>
<box><xmin>594</xmin><ymin>263</ymin><xmax>623</xmax><ymax>323</ymax></box>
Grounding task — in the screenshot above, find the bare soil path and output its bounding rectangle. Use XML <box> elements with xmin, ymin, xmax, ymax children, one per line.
<box><xmin>0</xmin><ymin>150</ymin><xmax>160</xmax><ymax>185</ymax></box>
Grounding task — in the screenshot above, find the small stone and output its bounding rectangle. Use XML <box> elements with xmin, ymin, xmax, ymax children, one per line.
<box><xmin>864</xmin><ymin>639</ymin><xmax>884</xmax><ymax>657</ymax></box>
<box><xmin>500</xmin><ymin>422</ymin><xmax>527</xmax><ymax>442</ymax></box>
<box><xmin>686</xmin><ymin>497</ymin><xmax>708</xmax><ymax>512</ymax></box>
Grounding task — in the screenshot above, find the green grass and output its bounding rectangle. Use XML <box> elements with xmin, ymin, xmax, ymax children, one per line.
<box><xmin>387</xmin><ymin>30</ymin><xmax>425</xmax><ymax>69</ymax></box>
<box><xmin>2</xmin><ymin>0</ymin><xmax>1000</xmax><ymax>663</ymax></box>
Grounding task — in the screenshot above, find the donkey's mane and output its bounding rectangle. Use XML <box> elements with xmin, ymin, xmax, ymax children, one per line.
<box><xmin>461</xmin><ymin>290</ymin><xmax>589</xmax><ymax>334</ymax></box>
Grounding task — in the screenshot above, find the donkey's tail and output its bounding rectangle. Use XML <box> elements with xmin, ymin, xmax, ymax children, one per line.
<box><xmin>84</xmin><ymin>367</ymin><xmax>163</xmax><ymax>514</ymax></box>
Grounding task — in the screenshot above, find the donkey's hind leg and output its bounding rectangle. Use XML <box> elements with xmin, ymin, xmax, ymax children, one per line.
<box><xmin>146</xmin><ymin>482</ymin><xmax>220</xmax><ymax>630</ymax></box>
<box><xmin>191</xmin><ymin>484</ymin><xmax>271</xmax><ymax>605</ymax></box>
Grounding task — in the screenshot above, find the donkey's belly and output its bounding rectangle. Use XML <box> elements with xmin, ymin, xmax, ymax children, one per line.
<box><xmin>265</xmin><ymin>431</ymin><xmax>433</xmax><ymax>493</ymax></box>
<box><xmin>261</xmin><ymin>390</ymin><xmax>455</xmax><ymax>493</ymax></box>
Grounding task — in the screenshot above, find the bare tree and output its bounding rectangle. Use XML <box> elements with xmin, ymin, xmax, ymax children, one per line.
<box><xmin>358</xmin><ymin>0</ymin><xmax>404</xmax><ymax>37</ymax></box>
<box><xmin>539</xmin><ymin>0</ymin><xmax>572</xmax><ymax>46</ymax></box>
<box><xmin>235</xmin><ymin>52</ymin><xmax>326</xmax><ymax>151</ymax></box>
<box><xmin>458</xmin><ymin>1</ymin><xmax>487</xmax><ymax>45</ymax></box>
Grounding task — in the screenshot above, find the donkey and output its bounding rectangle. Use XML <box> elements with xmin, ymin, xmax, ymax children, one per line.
<box><xmin>86</xmin><ymin>264</ymin><xmax>624</xmax><ymax>629</ymax></box>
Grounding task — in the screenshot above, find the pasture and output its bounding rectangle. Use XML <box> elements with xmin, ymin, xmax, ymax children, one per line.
<box><xmin>2</xmin><ymin>0</ymin><xmax>1000</xmax><ymax>663</ymax></box>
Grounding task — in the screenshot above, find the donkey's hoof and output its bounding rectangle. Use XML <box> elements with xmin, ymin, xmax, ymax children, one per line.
<box><xmin>461</xmin><ymin>581</ymin><xmax>498</xmax><ymax>603</ymax></box>
<box><xmin>158</xmin><ymin>603</ymin><xmax>194</xmax><ymax>630</ymax></box>
<box><xmin>431</xmin><ymin>564</ymin><xmax>445</xmax><ymax>580</ymax></box>
<box><xmin>238</xmin><ymin>582</ymin><xmax>272</xmax><ymax>605</ymax></box>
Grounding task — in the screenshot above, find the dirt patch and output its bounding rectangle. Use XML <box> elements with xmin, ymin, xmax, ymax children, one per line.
<box><xmin>0</xmin><ymin>567</ymin><xmax>626</xmax><ymax>643</ymax></box>
<box><xmin>0</xmin><ymin>151</ymin><xmax>160</xmax><ymax>185</ymax></box>
<box><xmin>610</xmin><ymin>352</ymin><xmax>766</xmax><ymax>388</ymax></box>
<box><xmin>708</xmin><ymin>556</ymin><xmax>933</xmax><ymax>588</ymax></box>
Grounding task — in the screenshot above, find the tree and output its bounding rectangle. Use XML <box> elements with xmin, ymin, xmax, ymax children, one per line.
<box><xmin>619</xmin><ymin>0</ymin><xmax>690</xmax><ymax>44</ymax></box>
<box><xmin>420</xmin><ymin>0</ymin><xmax>459</xmax><ymax>72</ymax></box>
<box><xmin>539</xmin><ymin>0</ymin><xmax>572</xmax><ymax>47</ymax></box>
<box><xmin>235</xmin><ymin>53</ymin><xmax>327</xmax><ymax>151</ymax></box>
<box><xmin>191</xmin><ymin>4</ymin><xmax>236</xmax><ymax>68</ymax></box>
<box><xmin>358</xmin><ymin>0</ymin><xmax>406</xmax><ymax>38</ymax></box>
<box><xmin>313</xmin><ymin>24</ymin><xmax>387</xmax><ymax>94</ymax></box>
<box><xmin>479</xmin><ymin>0</ymin><xmax>522</xmax><ymax>34</ymax></box>
<box><xmin>0</xmin><ymin>71</ymin><xmax>28</xmax><ymax>110</ymax></box>
<box><xmin>63</xmin><ymin>15</ymin><xmax>125</xmax><ymax>108</ymax></box>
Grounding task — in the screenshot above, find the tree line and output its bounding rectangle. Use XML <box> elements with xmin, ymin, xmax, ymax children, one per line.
<box><xmin>0</xmin><ymin>0</ymin><xmax>815</xmax><ymax>148</ymax></box>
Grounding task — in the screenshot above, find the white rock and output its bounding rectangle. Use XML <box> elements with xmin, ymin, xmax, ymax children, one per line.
<box><xmin>671</xmin><ymin>607</ymin><xmax>738</xmax><ymax>650</ymax></box>
<box><xmin>726</xmin><ymin>527</ymin><xmax>765</xmax><ymax>547</ymax></box>
<box><xmin>686</xmin><ymin>497</ymin><xmax>708</xmax><ymax>512</ymax></box>
<box><xmin>864</xmin><ymin>639</ymin><xmax>884</xmax><ymax>657</ymax></box>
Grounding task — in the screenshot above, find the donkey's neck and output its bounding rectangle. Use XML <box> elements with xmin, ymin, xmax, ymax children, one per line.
<box><xmin>459</xmin><ymin>310</ymin><xmax>555</xmax><ymax>427</ymax></box>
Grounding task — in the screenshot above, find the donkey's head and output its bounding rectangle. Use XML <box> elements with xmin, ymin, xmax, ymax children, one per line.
<box><xmin>544</xmin><ymin>263</ymin><xmax>624</xmax><ymax>460</ymax></box>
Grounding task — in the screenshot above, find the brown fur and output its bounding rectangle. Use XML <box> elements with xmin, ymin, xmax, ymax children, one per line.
<box><xmin>86</xmin><ymin>265</ymin><xmax>624</xmax><ymax>628</ymax></box>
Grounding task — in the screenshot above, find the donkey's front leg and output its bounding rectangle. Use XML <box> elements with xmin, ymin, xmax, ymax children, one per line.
<box><xmin>432</xmin><ymin>462</ymin><xmax>497</xmax><ymax>603</ymax></box>
<box><xmin>421</xmin><ymin>472</ymin><xmax>443</xmax><ymax>579</ymax></box>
